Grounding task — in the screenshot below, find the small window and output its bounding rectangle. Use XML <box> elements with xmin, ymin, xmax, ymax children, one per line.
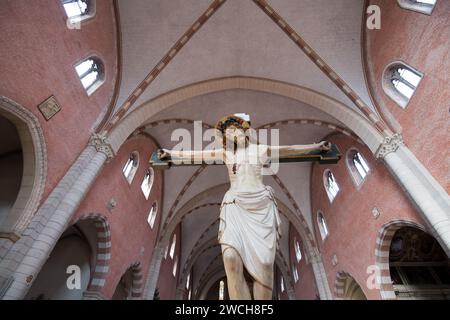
<box><xmin>122</xmin><ymin>152</ymin><xmax>139</xmax><ymax>183</ymax></box>
<box><xmin>147</xmin><ymin>202</ymin><xmax>158</xmax><ymax>229</ymax></box>
<box><xmin>169</xmin><ymin>234</ymin><xmax>177</xmax><ymax>259</ymax></box>
<box><xmin>382</xmin><ymin>62</ymin><xmax>423</xmax><ymax>109</ymax></box>
<box><xmin>292</xmin><ymin>263</ymin><xmax>299</xmax><ymax>283</ymax></box>
<box><xmin>294</xmin><ymin>239</ymin><xmax>302</xmax><ymax>263</ymax></box>
<box><xmin>140</xmin><ymin>168</ymin><xmax>154</xmax><ymax>200</ymax></box>
<box><xmin>346</xmin><ymin>149</ymin><xmax>370</xmax><ymax>187</ymax></box>
<box><xmin>186</xmin><ymin>272</ymin><xmax>191</xmax><ymax>290</ymax></box>
<box><xmin>219</xmin><ymin>280</ymin><xmax>225</xmax><ymax>300</ymax></box>
<box><xmin>317</xmin><ymin>211</ymin><xmax>329</xmax><ymax>241</ymax></box>
<box><xmin>323</xmin><ymin>170</ymin><xmax>340</xmax><ymax>203</ymax></box>
<box><xmin>172</xmin><ymin>255</ymin><xmax>178</xmax><ymax>277</ymax></box>
<box><xmin>397</xmin><ymin>0</ymin><xmax>437</xmax><ymax>15</ymax></box>
<box><xmin>280</xmin><ymin>277</ymin><xmax>285</xmax><ymax>292</ymax></box>
<box><xmin>61</xmin><ymin>0</ymin><xmax>96</xmax><ymax>23</ymax></box>
<box><xmin>75</xmin><ymin>57</ymin><xmax>104</xmax><ymax>96</ymax></box>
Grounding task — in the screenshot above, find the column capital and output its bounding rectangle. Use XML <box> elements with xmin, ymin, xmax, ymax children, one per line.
<box><xmin>89</xmin><ymin>133</ymin><xmax>115</xmax><ymax>159</ymax></box>
<box><xmin>375</xmin><ymin>133</ymin><xmax>404</xmax><ymax>159</ymax></box>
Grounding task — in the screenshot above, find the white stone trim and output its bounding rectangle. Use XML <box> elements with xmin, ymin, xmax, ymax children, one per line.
<box><xmin>0</xmin><ymin>96</ymin><xmax>47</xmax><ymax>236</ymax></box>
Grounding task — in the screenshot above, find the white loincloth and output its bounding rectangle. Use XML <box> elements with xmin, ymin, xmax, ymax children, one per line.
<box><xmin>218</xmin><ymin>185</ymin><xmax>281</xmax><ymax>289</ymax></box>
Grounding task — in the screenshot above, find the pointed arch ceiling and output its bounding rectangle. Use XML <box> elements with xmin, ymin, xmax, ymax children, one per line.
<box><xmin>114</xmin><ymin>0</ymin><xmax>376</xmax><ymax>293</ymax></box>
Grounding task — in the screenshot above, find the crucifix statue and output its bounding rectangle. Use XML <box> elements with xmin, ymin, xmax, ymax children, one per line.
<box><xmin>150</xmin><ymin>114</ymin><xmax>340</xmax><ymax>300</ymax></box>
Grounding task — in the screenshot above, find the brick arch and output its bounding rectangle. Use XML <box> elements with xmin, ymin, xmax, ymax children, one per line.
<box><xmin>129</xmin><ymin>262</ymin><xmax>144</xmax><ymax>299</ymax></box>
<box><xmin>72</xmin><ymin>213</ymin><xmax>112</xmax><ymax>293</ymax></box>
<box><xmin>375</xmin><ymin>219</ymin><xmax>426</xmax><ymax>300</ymax></box>
<box><xmin>334</xmin><ymin>271</ymin><xmax>367</xmax><ymax>300</ymax></box>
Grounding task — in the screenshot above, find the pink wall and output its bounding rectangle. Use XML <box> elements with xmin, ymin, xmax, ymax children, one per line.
<box><xmin>311</xmin><ymin>133</ymin><xmax>425</xmax><ymax>299</ymax></box>
<box><xmin>156</xmin><ymin>225</ymin><xmax>182</xmax><ymax>299</ymax></box>
<box><xmin>365</xmin><ymin>0</ymin><xmax>449</xmax><ymax>192</ymax></box>
<box><xmin>288</xmin><ymin>224</ymin><xmax>318</xmax><ymax>300</ymax></box>
<box><xmin>0</xmin><ymin>0</ymin><xmax>118</xmax><ymax>199</ymax></box>
<box><xmin>72</xmin><ymin>134</ymin><xmax>163</xmax><ymax>298</ymax></box>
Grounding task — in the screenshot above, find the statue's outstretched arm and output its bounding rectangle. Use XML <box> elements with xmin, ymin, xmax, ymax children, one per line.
<box><xmin>158</xmin><ymin>148</ymin><xmax>224</xmax><ymax>163</ymax></box>
<box><xmin>269</xmin><ymin>141</ymin><xmax>331</xmax><ymax>158</ymax></box>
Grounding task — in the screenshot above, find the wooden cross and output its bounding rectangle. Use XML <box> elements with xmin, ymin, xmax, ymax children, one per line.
<box><xmin>149</xmin><ymin>144</ymin><xmax>342</xmax><ymax>170</ymax></box>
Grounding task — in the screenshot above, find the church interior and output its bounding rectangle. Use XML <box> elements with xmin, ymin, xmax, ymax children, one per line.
<box><xmin>0</xmin><ymin>0</ymin><xmax>449</xmax><ymax>300</ymax></box>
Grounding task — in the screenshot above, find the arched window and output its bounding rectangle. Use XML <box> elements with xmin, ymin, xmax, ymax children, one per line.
<box><xmin>219</xmin><ymin>280</ymin><xmax>225</xmax><ymax>300</ymax></box>
<box><xmin>147</xmin><ymin>202</ymin><xmax>158</xmax><ymax>229</ymax></box>
<box><xmin>122</xmin><ymin>152</ymin><xmax>139</xmax><ymax>184</ymax></box>
<box><xmin>61</xmin><ymin>0</ymin><xmax>96</xmax><ymax>23</ymax></box>
<box><xmin>397</xmin><ymin>0</ymin><xmax>437</xmax><ymax>15</ymax></box>
<box><xmin>140</xmin><ymin>168</ymin><xmax>154</xmax><ymax>200</ymax></box>
<box><xmin>323</xmin><ymin>170</ymin><xmax>340</xmax><ymax>203</ymax></box>
<box><xmin>280</xmin><ymin>277</ymin><xmax>285</xmax><ymax>292</ymax></box>
<box><xmin>382</xmin><ymin>62</ymin><xmax>423</xmax><ymax>109</ymax></box>
<box><xmin>75</xmin><ymin>57</ymin><xmax>105</xmax><ymax>96</ymax></box>
<box><xmin>186</xmin><ymin>272</ymin><xmax>191</xmax><ymax>290</ymax></box>
<box><xmin>172</xmin><ymin>255</ymin><xmax>178</xmax><ymax>277</ymax></box>
<box><xmin>294</xmin><ymin>239</ymin><xmax>302</xmax><ymax>263</ymax></box>
<box><xmin>346</xmin><ymin>149</ymin><xmax>370</xmax><ymax>188</ymax></box>
<box><xmin>317</xmin><ymin>211</ymin><xmax>329</xmax><ymax>241</ymax></box>
<box><xmin>169</xmin><ymin>234</ymin><xmax>177</xmax><ymax>259</ymax></box>
<box><xmin>292</xmin><ymin>263</ymin><xmax>299</xmax><ymax>283</ymax></box>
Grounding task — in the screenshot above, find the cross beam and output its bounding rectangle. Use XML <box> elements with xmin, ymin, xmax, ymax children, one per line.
<box><xmin>149</xmin><ymin>144</ymin><xmax>342</xmax><ymax>170</ymax></box>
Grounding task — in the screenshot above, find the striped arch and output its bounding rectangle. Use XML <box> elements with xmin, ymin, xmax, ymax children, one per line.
<box><xmin>375</xmin><ymin>219</ymin><xmax>426</xmax><ymax>300</ymax></box>
<box><xmin>129</xmin><ymin>262</ymin><xmax>144</xmax><ymax>299</ymax></box>
<box><xmin>334</xmin><ymin>271</ymin><xmax>366</xmax><ymax>300</ymax></box>
<box><xmin>72</xmin><ymin>213</ymin><xmax>112</xmax><ymax>293</ymax></box>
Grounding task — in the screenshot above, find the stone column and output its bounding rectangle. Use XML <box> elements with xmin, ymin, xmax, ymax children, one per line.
<box><xmin>142</xmin><ymin>245</ymin><xmax>166</xmax><ymax>300</ymax></box>
<box><xmin>376</xmin><ymin>134</ymin><xmax>450</xmax><ymax>256</ymax></box>
<box><xmin>0</xmin><ymin>134</ymin><xmax>114</xmax><ymax>300</ymax></box>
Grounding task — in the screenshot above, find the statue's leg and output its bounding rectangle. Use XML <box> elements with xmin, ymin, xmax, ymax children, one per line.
<box><xmin>222</xmin><ymin>245</ymin><xmax>251</xmax><ymax>300</ymax></box>
<box><xmin>253</xmin><ymin>281</ymin><xmax>272</xmax><ymax>300</ymax></box>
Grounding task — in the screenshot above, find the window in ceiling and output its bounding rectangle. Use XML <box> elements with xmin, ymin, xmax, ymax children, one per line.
<box><xmin>172</xmin><ymin>255</ymin><xmax>178</xmax><ymax>277</ymax></box>
<box><xmin>122</xmin><ymin>152</ymin><xmax>139</xmax><ymax>184</ymax></box>
<box><xmin>140</xmin><ymin>168</ymin><xmax>154</xmax><ymax>200</ymax></box>
<box><xmin>294</xmin><ymin>239</ymin><xmax>302</xmax><ymax>263</ymax></box>
<box><xmin>397</xmin><ymin>0</ymin><xmax>437</xmax><ymax>15</ymax></box>
<box><xmin>346</xmin><ymin>149</ymin><xmax>370</xmax><ymax>188</ymax></box>
<box><xmin>75</xmin><ymin>56</ymin><xmax>105</xmax><ymax>96</ymax></box>
<box><xmin>317</xmin><ymin>211</ymin><xmax>329</xmax><ymax>241</ymax></box>
<box><xmin>219</xmin><ymin>280</ymin><xmax>225</xmax><ymax>300</ymax></box>
<box><xmin>323</xmin><ymin>170</ymin><xmax>340</xmax><ymax>203</ymax></box>
<box><xmin>147</xmin><ymin>202</ymin><xmax>158</xmax><ymax>229</ymax></box>
<box><xmin>169</xmin><ymin>234</ymin><xmax>177</xmax><ymax>260</ymax></box>
<box><xmin>61</xmin><ymin>0</ymin><xmax>96</xmax><ymax>24</ymax></box>
<box><xmin>292</xmin><ymin>263</ymin><xmax>299</xmax><ymax>283</ymax></box>
<box><xmin>382</xmin><ymin>62</ymin><xmax>423</xmax><ymax>109</ymax></box>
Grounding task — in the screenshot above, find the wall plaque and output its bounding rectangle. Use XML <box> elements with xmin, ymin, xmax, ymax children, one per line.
<box><xmin>38</xmin><ymin>95</ymin><xmax>61</xmax><ymax>121</ymax></box>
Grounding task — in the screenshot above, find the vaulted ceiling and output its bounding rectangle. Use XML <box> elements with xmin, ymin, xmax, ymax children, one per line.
<box><xmin>114</xmin><ymin>0</ymin><xmax>373</xmax><ymax>294</ymax></box>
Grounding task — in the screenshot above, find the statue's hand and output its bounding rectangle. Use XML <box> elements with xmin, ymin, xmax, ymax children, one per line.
<box><xmin>157</xmin><ymin>148</ymin><xmax>170</xmax><ymax>160</ymax></box>
<box><xmin>318</xmin><ymin>141</ymin><xmax>332</xmax><ymax>152</ymax></box>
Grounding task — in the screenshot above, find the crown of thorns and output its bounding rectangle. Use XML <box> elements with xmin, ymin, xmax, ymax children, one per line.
<box><xmin>215</xmin><ymin>115</ymin><xmax>251</xmax><ymax>135</ymax></box>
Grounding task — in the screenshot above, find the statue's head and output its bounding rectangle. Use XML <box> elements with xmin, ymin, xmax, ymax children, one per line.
<box><xmin>215</xmin><ymin>115</ymin><xmax>251</xmax><ymax>148</ymax></box>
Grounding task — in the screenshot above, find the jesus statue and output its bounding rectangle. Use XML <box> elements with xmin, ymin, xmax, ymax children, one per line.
<box><xmin>157</xmin><ymin>115</ymin><xmax>331</xmax><ymax>300</ymax></box>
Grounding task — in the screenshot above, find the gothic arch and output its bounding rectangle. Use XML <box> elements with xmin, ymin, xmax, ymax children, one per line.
<box><xmin>0</xmin><ymin>96</ymin><xmax>47</xmax><ymax>239</ymax></box>
<box><xmin>107</xmin><ymin>77</ymin><xmax>384</xmax><ymax>154</ymax></box>
<box><xmin>334</xmin><ymin>271</ymin><xmax>367</xmax><ymax>300</ymax></box>
<box><xmin>375</xmin><ymin>219</ymin><xmax>426</xmax><ymax>300</ymax></box>
<box><xmin>72</xmin><ymin>213</ymin><xmax>112</xmax><ymax>294</ymax></box>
